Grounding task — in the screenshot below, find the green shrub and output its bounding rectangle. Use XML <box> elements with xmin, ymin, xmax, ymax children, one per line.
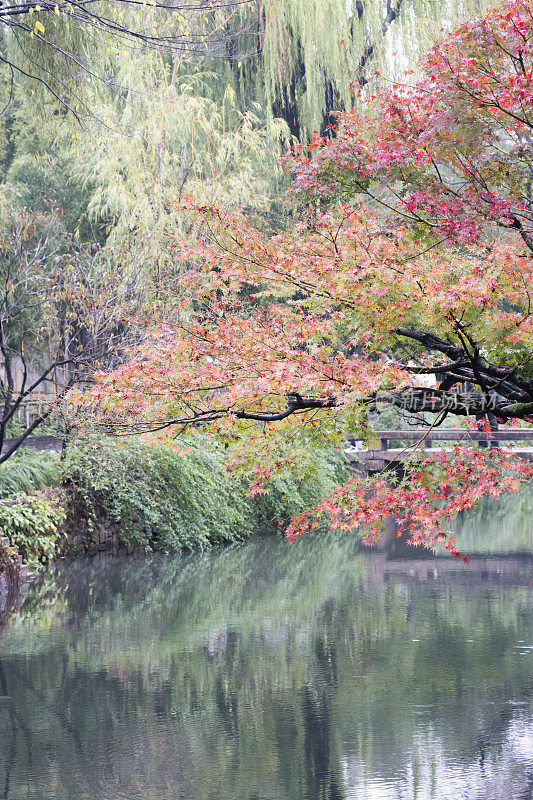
<box><xmin>250</xmin><ymin>449</ymin><xmax>348</xmax><ymax>532</ymax></box>
<box><xmin>62</xmin><ymin>438</ymin><xmax>255</xmax><ymax>552</ymax></box>
<box><xmin>0</xmin><ymin>450</ymin><xmax>60</xmax><ymax>497</ymax></box>
<box><xmin>61</xmin><ymin>437</ymin><xmax>348</xmax><ymax>553</ymax></box>
<box><xmin>0</xmin><ymin>492</ymin><xmax>66</xmax><ymax>571</ymax></box>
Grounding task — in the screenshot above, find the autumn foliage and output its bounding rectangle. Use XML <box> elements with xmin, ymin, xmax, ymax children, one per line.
<box><xmin>284</xmin><ymin>0</ymin><xmax>533</xmax><ymax>249</ymax></box>
<box><xmin>83</xmin><ymin>1</ymin><xmax>533</xmax><ymax>559</ymax></box>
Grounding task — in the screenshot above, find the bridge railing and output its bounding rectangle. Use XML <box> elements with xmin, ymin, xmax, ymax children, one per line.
<box><xmin>9</xmin><ymin>398</ymin><xmax>52</xmax><ymax>428</ymax></box>
<box><xmin>348</xmin><ymin>428</ymin><xmax>533</xmax><ymax>451</ymax></box>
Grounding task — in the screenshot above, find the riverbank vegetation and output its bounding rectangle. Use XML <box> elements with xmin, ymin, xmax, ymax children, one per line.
<box><xmin>62</xmin><ymin>438</ymin><xmax>347</xmax><ymax>553</ymax></box>
<box><xmin>0</xmin><ymin>440</ymin><xmax>348</xmax><ymax>569</ymax></box>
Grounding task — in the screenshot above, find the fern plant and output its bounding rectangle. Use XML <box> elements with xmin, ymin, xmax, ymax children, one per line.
<box><xmin>0</xmin><ymin>492</ymin><xmax>66</xmax><ymax>571</ymax></box>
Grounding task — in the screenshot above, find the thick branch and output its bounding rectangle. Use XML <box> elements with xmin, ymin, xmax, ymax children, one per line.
<box><xmin>396</xmin><ymin>326</ymin><xmax>533</xmax><ymax>401</ymax></box>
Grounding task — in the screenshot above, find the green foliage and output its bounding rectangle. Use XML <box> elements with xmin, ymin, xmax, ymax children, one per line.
<box><xmin>250</xmin><ymin>449</ymin><xmax>348</xmax><ymax>531</ymax></box>
<box><xmin>75</xmin><ymin>63</ymin><xmax>291</xmax><ymax>278</ymax></box>
<box><xmin>230</xmin><ymin>0</ymin><xmax>496</xmax><ymax>139</ymax></box>
<box><xmin>63</xmin><ymin>437</ymin><xmax>253</xmax><ymax>551</ymax></box>
<box><xmin>4</xmin><ymin>105</ymin><xmax>95</xmax><ymax>238</ymax></box>
<box><xmin>0</xmin><ymin>449</ymin><xmax>60</xmax><ymax>497</ymax></box>
<box><xmin>61</xmin><ymin>436</ymin><xmax>347</xmax><ymax>552</ymax></box>
<box><xmin>0</xmin><ymin>492</ymin><xmax>65</xmax><ymax>571</ymax></box>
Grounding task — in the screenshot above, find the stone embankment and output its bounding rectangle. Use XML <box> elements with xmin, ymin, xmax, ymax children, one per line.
<box><xmin>0</xmin><ymin>435</ymin><xmax>62</xmax><ymax>456</ymax></box>
<box><xmin>0</xmin><ymin>535</ymin><xmax>33</xmax><ymax>623</ymax></box>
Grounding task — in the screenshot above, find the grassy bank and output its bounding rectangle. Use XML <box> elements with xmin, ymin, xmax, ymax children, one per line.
<box><xmin>0</xmin><ymin>438</ymin><xmax>348</xmax><ymax>571</ymax></box>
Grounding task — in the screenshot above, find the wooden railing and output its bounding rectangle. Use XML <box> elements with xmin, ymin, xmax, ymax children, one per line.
<box><xmin>8</xmin><ymin>398</ymin><xmax>52</xmax><ymax>428</ymax></box>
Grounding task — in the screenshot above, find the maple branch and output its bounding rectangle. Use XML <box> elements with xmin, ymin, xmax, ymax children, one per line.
<box><xmin>395</xmin><ymin>327</ymin><xmax>463</xmax><ymax>359</ymax></box>
<box><xmin>395</xmin><ymin>326</ymin><xmax>533</xmax><ymax>403</ymax></box>
<box><xmin>509</xmin><ymin>214</ymin><xmax>533</xmax><ymax>254</ymax></box>
<box><xmin>234</xmin><ymin>393</ymin><xmax>337</xmax><ymax>421</ymax></box>
<box><xmin>94</xmin><ymin>394</ymin><xmax>340</xmax><ymax>434</ymax></box>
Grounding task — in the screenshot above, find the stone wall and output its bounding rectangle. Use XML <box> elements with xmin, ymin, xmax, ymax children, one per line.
<box><xmin>59</xmin><ymin>510</ymin><xmax>135</xmax><ymax>556</ymax></box>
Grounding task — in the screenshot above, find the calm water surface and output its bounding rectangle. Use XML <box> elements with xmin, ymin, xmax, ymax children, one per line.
<box><xmin>0</xmin><ymin>492</ymin><xmax>532</xmax><ymax>800</ymax></box>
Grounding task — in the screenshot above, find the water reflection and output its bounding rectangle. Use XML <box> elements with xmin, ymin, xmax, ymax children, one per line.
<box><xmin>0</xmin><ymin>499</ymin><xmax>532</xmax><ymax>800</ymax></box>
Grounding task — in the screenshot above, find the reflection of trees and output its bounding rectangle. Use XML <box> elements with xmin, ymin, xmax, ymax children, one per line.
<box><xmin>303</xmin><ymin>687</ymin><xmax>344</xmax><ymax>800</ymax></box>
<box><xmin>449</xmin><ymin>486</ymin><xmax>533</xmax><ymax>554</ymax></box>
<box><xmin>0</xmin><ymin>658</ymin><xmax>16</xmax><ymax>800</ymax></box>
<box><xmin>0</xmin><ymin>526</ymin><xmax>531</xmax><ymax>799</ymax></box>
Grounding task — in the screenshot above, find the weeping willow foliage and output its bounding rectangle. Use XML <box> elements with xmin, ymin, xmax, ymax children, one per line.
<box><xmin>0</xmin><ymin>1</ymin><xmax>254</xmax><ymax>120</ymax></box>
<box><xmin>2</xmin><ymin>51</ymin><xmax>291</xmax><ymax>285</ymax></box>
<box><xmin>226</xmin><ymin>0</ymin><xmax>496</xmax><ymax>137</ymax></box>
<box><xmin>0</xmin><ymin>0</ymin><xmax>498</xmax><ymax>279</ymax></box>
<box><xmin>76</xmin><ymin>54</ymin><xmax>291</xmax><ymax>260</ymax></box>
<box><xmin>1</xmin><ymin>0</ymin><xmax>496</xmax><ymax>139</ymax></box>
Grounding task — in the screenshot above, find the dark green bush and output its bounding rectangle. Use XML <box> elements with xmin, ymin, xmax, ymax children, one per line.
<box><xmin>62</xmin><ymin>438</ymin><xmax>252</xmax><ymax>552</ymax></box>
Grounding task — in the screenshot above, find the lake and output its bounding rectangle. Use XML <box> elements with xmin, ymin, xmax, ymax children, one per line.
<box><xmin>0</xmin><ymin>491</ymin><xmax>532</xmax><ymax>799</ymax></box>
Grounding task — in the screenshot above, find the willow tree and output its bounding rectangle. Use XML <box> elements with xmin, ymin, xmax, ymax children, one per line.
<box><xmin>74</xmin><ymin>53</ymin><xmax>291</xmax><ymax>282</ymax></box>
<box><xmin>0</xmin><ymin>0</ymin><xmax>496</xmax><ymax>133</ymax></box>
<box><xmin>0</xmin><ymin>0</ymin><xmax>259</xmax><ymax>118</ymax></box>
<box><xmin>220</xmin><ymin>0</ymin><xmax>497</xmax><ymax>139</ymax></box>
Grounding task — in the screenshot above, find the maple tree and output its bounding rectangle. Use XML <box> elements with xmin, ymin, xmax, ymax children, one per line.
<box><xmin>285</xmin><ymin>0</ymin><xmax>533</xmax><ymax>250</ymax></box>
<box><xmin>84</xmin><ymin>1</ymin><xmax>533</xmax><ymax>559</ymax></box>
